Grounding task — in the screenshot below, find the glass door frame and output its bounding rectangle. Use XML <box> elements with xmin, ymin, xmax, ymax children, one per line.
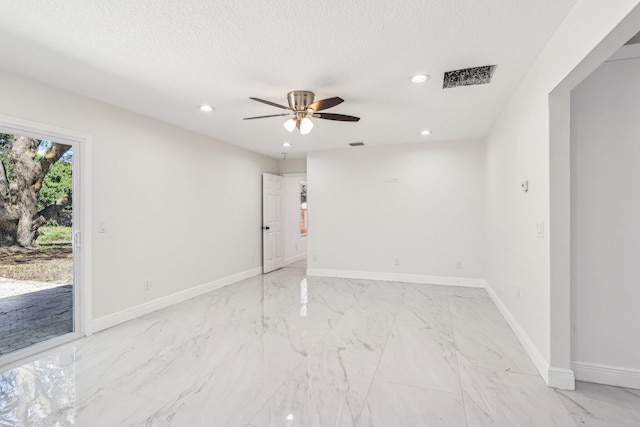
<box><xmin>0</xmin><ymin>114</ymin><xmax>92</xmax><ymax>369</ymax></box>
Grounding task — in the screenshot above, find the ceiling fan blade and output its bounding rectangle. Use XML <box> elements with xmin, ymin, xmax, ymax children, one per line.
<box><xmin>249</xmin><ymin>97</ymin><xmax>289</xmax><ymax>110</ymax></box>
<box><xmin>243</xmin><ymin>113</ymin><xmax>291</xmax><ymax>120</ymax></box>
<box><xmin>308</xmin><ymin>97</ymin><xmax>344</xmax><ymax>112</ymax></box>
<box><xmin>315</xmin><ymin>113</ymin><xmax>360</xmax><ymax>122</ymax></box>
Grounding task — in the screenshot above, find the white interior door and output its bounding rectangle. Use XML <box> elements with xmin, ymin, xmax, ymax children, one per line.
<box><xmin>263</xmin><ymin>173</ymin><xmax>285</xmax><ymax>273</ymax></box>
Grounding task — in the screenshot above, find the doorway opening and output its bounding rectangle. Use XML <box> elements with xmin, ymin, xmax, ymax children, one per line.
<box><xmin>548</xmin><ymin>5</ymin><xmax>640</xmax><ymax>390</ymax></box>
<box><xmin>568</xmin><ymin>37</ymin><xmax>640</xmax><ymax>390</ymax></box>
<box><xmin>262</xmin><ymin>172</ymin><xmax>308</xmax><ymax>273</ymax></box>
<box><xmin>0</xmin><ymin>120</ymin><xmax>88</xmax><ymax>365</ymax></box>
<box><xmin>300</xmin><ymin>181</ymin><xmax>307</xmax><ymax>237</ymax></box>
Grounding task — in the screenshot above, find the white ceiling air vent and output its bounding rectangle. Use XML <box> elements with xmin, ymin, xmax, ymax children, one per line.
<box><xmin>349</xmin><ymin>142</ymin><xmax>365</xmax><ymax>147</ymax></box>
<box><xmin>443</xmin><ymin>65</ymin><xmax>496</xmax><ymax>89</ymax></box>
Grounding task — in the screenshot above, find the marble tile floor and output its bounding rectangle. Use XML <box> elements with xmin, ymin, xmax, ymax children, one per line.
<box><xmin>0</xmin><ymin>278</ymin><xmax>73</xmax><ymax>355</ymax></box>
<box><xmin>0</xmin><ymin>264</ymin><xmax>639</xmax><ymax>426</ymax></box>
<box><xmin>556</xmin><ymin>381</ymin><xmax>640</xmax><ymax>426</ymax></box>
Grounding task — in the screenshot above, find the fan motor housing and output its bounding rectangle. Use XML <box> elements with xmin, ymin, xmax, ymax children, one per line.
<box><xmin>287</xmin><ymin>91</ymin><xmax>315</xmax><ymax>111</ymax></box>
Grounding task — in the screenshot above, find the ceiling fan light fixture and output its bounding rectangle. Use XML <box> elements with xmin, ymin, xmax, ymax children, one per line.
<box><xmin>246</xmin><ymin>92</ymin><xmax>359</xmax><ymax>133</ymax></box>
<box><xmin>198</xmin><ymin>104</ymin><xmax>215</xmax><ymax>112</ymax></box>
<box><xmin>282</xmin><ymin>142</ymin><xmax>291</xmax><ymax>147</ymax></box>
<box><xmin>284</xmin><ymin>118</ymin><xmax>296</xmax><ymax>132</ymax></box>
<box><xmin>421</xmin><ymin>129</ymin><xmax>432</xmax><ymax>135</ymax></box>
<box><xmin>300</xmin><ymin>117</ymin><xmax>314</xmax><ymax>135</ymax></box>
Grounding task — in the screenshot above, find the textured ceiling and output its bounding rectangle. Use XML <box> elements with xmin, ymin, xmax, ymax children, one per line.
<box><xmin>0</xmin><ymin>0</ymin><xmax>578</xmax><ymax>159</ymax></box>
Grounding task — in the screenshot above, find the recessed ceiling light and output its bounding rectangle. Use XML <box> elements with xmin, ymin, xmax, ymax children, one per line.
<box><xmin>410</xmin><ymin>74</ymin><xmax>430</xmax><ymax>83</ymax></box>
<box><xmin>198</xmin><ymin>104</ymin><xmax>215</xmax><ymax>112</ymax></box>
<box><xmin>282</xmin><ymin>142</ymin><xmax>291</xmax><ymax>147</ymax></box>
<box><xmin>421</xmin><ymin>130</ymin><xmax>432</xmax><ymax>135</ymax></box>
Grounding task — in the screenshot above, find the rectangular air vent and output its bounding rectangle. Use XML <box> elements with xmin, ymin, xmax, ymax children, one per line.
<box><xmin>349</xmin><ymin>142</ymin><xmax>365</xmax><ymax>147</ymax></box>
<box><xmin>443</xmin><ymin>65</ymin><xmax>496</xmax><ymax>89</ymax></box>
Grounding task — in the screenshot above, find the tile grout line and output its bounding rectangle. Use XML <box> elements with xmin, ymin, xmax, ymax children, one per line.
<box><xmin>307</xmin><ymin>278</ymin><xmax>369</xmax><ymax>355</ymax></box>
<box><xmin>446</xmin><ymin>289</ymin><xmax>470</xmax><ymax>427</ymax></box>
<box><xmin>241</xmin><ymin>362</ymin><xmax>301</xmax><ymax>426</ymax></box>
<box><xmin>101</xmin><ymin>385</ymin><xmax>168</xmax><ymax>406</ymax></box>
<box><xmin>553</xmin><ymin>389</ymin><xmax>595</xmax><ymax>422</ymax></box>
<box><xmin>353</xmin><ymin>282</ymin><xmax>408</xmax><ymax>425</ymax></box>
<box><xmin>372</xmin><ymin>377</ymin><xmax>464</xmax><ymax>397</ymax></box>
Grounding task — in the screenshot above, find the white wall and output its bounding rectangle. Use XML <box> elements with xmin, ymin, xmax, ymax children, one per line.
<box><xmin>0</xmin><ymin>70</ymin><xmax>278</xmax><ymax>325</ymax></box>
<box><xmin>307</xmin><ymin>140</ymin><xmax>485</xmax><ymax>284</ymax></box>
<box><xmin>279</xmin><ymin>158</ymin><xmax>307</xmax><ymax>174</ymax></box>
<box><xmin>484</xmin><ymin>0</ymin><xmax>640</xmax><ymax>387</ymax></box>
<box><xmin>570</xmin><ymin>45</ymin><xmax>640</xmax><ymax>387</ymax></box>
<box><xmin>282</xmin><ymin>175</ymin><xmax>307</xmax><ymax>265</ymax></box>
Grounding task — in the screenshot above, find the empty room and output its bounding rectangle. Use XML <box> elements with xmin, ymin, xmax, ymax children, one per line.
<box><xmin>1</xmin><ymin>1</ymin><xmax>639</xmax><ymax>426</ymax></box>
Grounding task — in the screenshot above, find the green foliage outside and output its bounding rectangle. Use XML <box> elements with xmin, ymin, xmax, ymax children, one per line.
<box><xmin>38</xmin><ymin>160</ymin><xmax>73</xmax><ymax>210</ymax></box>
<box><xmin>36</xmin><ymin>226</ymin><xmax>72</xmax><ymax>245</ymax></box>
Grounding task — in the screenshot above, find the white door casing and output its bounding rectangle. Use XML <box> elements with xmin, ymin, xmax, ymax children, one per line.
<box><xmin>263</xmin><ymin>173</ymin><xmax>284</xmax><ymax>273</ymax></box>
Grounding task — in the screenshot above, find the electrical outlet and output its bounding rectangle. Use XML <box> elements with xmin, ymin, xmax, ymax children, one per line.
<box><xmin>99</xmin><ymin>222</ymin><xmax>107</xmax><ymax>233</ymax></box>
<box><xmin>144</xmin><ymin>279</ymin><xmax>150</xmax><ymax>291</ymax></box>
<box><xmin>456</xmin><ymin>260</ymin><xmax>462</xmax><ymax>269</ymax></box>
<box><xmin>536</xmin><ymin>221</ymin><xmax>545</xmax><ymax>238</ymax></box>
<box><xmin>394</xmin><ymin>258</ymin><xmax>400</xmax><ymax>266</ymax></box>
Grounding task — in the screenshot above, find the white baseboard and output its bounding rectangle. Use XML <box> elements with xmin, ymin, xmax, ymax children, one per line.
<box><xmin>548</xmin><ymin>367</ymin><xmax>576</xmax><ymax>390</ymax></box>
<box><xmin>284</xmin><ymin>253</ymin><xmax>307</xmax><ymax>266</ymax></box>
<box><xmin>572</xmin><ymin>361</ymin><xmax>640</xmax><ymax>390</ymax></box>
<box><xmin>89</xmin><ymin>267</ymin><xmax>262</xmax><ymax>334</ymax></box>
<box><xmin>306</xmin><ymin>271</ymin><xmax>574</xmax><ymax>390</ymax></box>
<box><xmin>484</xmin><ymin>284</ymin><xmax>575</xmax><ymax>390</ymax></box>
<box><xmin>306</xmin><ymin>268</ymin><xmax>487</xmax><ymax>288</ymax></box>
<box><xmin>484</xmin><ymin>285</ymin><xmax>552</xmax><ymax>384</ymax></box>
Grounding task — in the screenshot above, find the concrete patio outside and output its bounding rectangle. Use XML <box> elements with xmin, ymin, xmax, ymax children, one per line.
<box><xmin>0</xmin><ymin>277</ymin><xmax>73</xmax><ymax>356</ymax></box>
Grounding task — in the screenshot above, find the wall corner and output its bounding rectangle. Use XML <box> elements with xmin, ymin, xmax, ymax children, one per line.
<box><xmin>548</xmin><ymin>366</ymin><xmax>575</xmax><ymax>390</ymax></box>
